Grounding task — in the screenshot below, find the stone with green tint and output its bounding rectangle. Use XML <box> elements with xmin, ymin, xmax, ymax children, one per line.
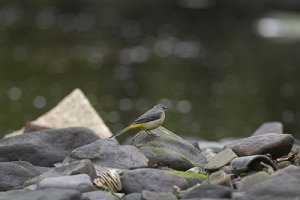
<box><xmin>167</xmin><ymin>170</ymin><xmax>208</xmax><ymax>180</ymax></box>
<box><xmin>131</xmin><ymin>127</ymin><xmax>207</xmax><ymax>170</ymax></box>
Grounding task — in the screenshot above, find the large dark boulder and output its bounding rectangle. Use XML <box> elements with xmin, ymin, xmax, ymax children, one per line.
<box><xmin>131</xmin><ymin>127</ymin><xmax>207</xmax><ymax>170</ymax></box>
<box><xmin>0</xmin><ymin>127</ymin><xmax>99</xmax><ymax>166</ymax></box>
<box><xmin>225</xmin><ymin>133</ymin><xmax>294</xmax><ymax>159</ymax></box>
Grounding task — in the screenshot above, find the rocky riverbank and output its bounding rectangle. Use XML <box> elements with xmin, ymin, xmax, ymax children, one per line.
<box><xmin>0</xmin><ymin>121</ymin><xmax>299</xmax><ymax>200</ymax></box>
<box><xmin>1</xmin><ymin>90</ymin><xmax>299</xmax><ymax>200</ymax></box>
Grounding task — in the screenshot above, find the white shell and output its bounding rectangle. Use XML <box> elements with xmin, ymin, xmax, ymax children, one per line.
<box><xmin>93</xmin><ymin>169</ymin><xmax>122</xmax><ymax>192</ymax></box>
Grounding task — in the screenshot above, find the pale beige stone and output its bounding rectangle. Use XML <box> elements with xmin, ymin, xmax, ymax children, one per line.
<box><xmin>204</xmin><ymin>148</ymin><xmax>237</xmax><ymax>171</ymax></box>
<box><xmin>6</xmin><ymin>89</ymin><xmax>112</xmax><ymax>138</ymax></box>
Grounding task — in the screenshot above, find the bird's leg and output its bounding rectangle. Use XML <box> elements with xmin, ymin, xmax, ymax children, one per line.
<box><xmin>149</xmin><ymin>129</ymin><xmax>160</xmax><ymax>137</ymax></box>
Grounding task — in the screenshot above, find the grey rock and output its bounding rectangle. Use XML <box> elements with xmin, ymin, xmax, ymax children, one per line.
<box><xmin>70</xmin><ymin>139</ymin><xmax>148</xmax><ymax>169</ymax></box>
<box><xmin>123</xmin><ymin>193</ymin><xmax>142</xmax><ymax>200</ymax></box>
<box><xmin>131</xmin><ymin>127</ymin><xmax>207</xmax><ymax>170</ymax></box>
<box><xmin>0</xmin><ymin>162</ymin><xmax>39</xmax><ymax>191</ymax></box>
<box><xmin>0</xmin><ymin>127</ymin><xmax>99</xmax><ymax>167</ymax></box>
<box><xmin>35</xmin><ymin>166</ymin><xmax>52</xmax><ymax>173</ymax></box>
<box><xmin>82</xmin><ymin>190</ymin><xmax>117</xmax><ymax>200</ymax></box>
<box><xmin>11</xmin><ymin>161</ymin><xmax>42</xmax><ymax>176</ymax></box>
<box><xmin>186</xmin><ymin>177</ymin><xmax>205</xmax><ymax>188</ymax></box>
<box><xmin>204</xmin><ymin>148</ymin><xmax>237</xmax><ymax>171</ymax></box>
<box><xmin>230</xmin><ymin>155</ymin><xmax>277</xmax><ymax>174</ymax></box>
<box><xmin>208</xmin><ymin>171</ymin><xmax>231</xmax><ymax>186</ymax></box>
<box><xmin>141</xmin><ymin>190</ymin><xmax>177</xmax><ymax>200</ymax></box>
<box><xmin>224</xmin><ymin>133</ymin><xmax>294</xmax><ymax>159</ymax></box>
<box><xmin>236</xmin><ymin>165</ymin><xmax>300</xmax><ymax>200</ymax></box>
<box><xmin>0</xmin><ymin>188</ymin><xmax>81</xmax><ymax>200</ymax></box>
<box><xmin>179</xmin><ymin>183</ymin><xmax>232</xmax><ymax>199</ymax></box>
<box><xmin>238</xmin><ymin>171</ymin><xmax>270</xmax><ymax>192</ymax></box>
<box><xmin>168</xmin><ymin>167</ymin><xmax>206</xmax><ymax>187</ymax></box>
<box><xmin>26</xmin><ymin>159</ymin><xmax>97</xmax><ymax>186</ymax></box>
<box><xmin>38</xmin><ymin>174</ymin><xmax>95</xmax><ymax>192</ymax></box>
<box><xmin>252</xmin><ymin>122</ymin><xmax>283</xmax><ymax>135</ymax></box>
<box><xmin>43</xmin><ymin>159</ymin><xmax>97</xmax><ymax>179</ymax></box>
<box><xmin>121</xmin><ymin>168</ymin><xmax>189</xmax><ymax>193</ymax></box>
<box><xmin>201</xmin><ymin>198</ymin><xmax>232</xmax><ymax>200</ymax></box>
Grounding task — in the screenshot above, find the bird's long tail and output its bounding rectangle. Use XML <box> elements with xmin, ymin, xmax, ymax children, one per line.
<box><xmin>109</xmin><ymin>123</ymin><xmax>142</xmax><ymax>139</ymax></box>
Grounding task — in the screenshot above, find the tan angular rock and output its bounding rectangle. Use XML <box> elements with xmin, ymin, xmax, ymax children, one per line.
<box><xmin>204</xmin><ymin>148</ymin><xmax>237</xmax><ymax>171</ymax></box>
<box><xmin>6</xmin><ymin>89</ymin><xmax>112</xmax><ymax>138</ymax></box>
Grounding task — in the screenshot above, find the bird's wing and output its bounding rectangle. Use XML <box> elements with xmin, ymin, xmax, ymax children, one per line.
<box><xmin>132</xmin><ymin>109</ymin><xmax>162</xmax><ymax>124</ymax></box>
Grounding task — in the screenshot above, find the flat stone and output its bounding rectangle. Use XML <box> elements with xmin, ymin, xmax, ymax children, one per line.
<box><xmin>178</xmin><ymin>183</ymin><xmax>232</xmax><ymax>199</ymax></box>
<box><xmin>0</xmin><ymin>127</ymin><xmax>99</xmax><ymax>167</ymax></box>
<box><xmin>252</xmin><ymin>122</ymin><xmax>283</xmax><ymax>136</ymax></box>
<box><xmin>141</xmin><ymin>190</ymin><xmax>177</xmax><ymax>200</ymax></box>
<box><xmin>0</xmin><ymin>162</ymin><xmax>39</xmax><ymax>191</ymax></box>
<box><xmin>224</xmin><ymin>133</ymin><xmax>294</xmax><ymax>159</ymax></box>
<box><xmin>38</xmin><ymin>174</ymin><xmax>95</xmax><ymax>193</ymax></box>
<box><xmin>121</xmin><ymin>168</ymin><xmax>189</xmax><ymax>193</ymax></box>
<box><xmin>237</xmin><ymin>166</ymin><xmax>300</xmax><ymax>200</ymax></box>
<box><xmin>70</xmin><ymin>139</ymin><xmax>148</xmax><ymax>169</ymax></box>
<box><xmin>26</xmin><ymin>159</ymin><xmax>97</xmax><ymax>187</ymax></box>
<box><xmin>123</xmin><ymin>193</ymin><xmax>142</xmax><ymax>200</ymax></box>
<box><xmin>82</xmin><ymin>190</ymin><xmax>117</xmax><ymax>200</ymax></box>
<box><xmin>131</xmin><ymin>127</ymin><xmax>207</xmax><ymax>170</ymax></box>
<box><xmin>0</xmin><ymin>188</ymin><xmax>81</xmax><ymax>200</ymax></box>
<box><xmin>204</xmin><ymin>148</ymin><xmax>237</xmax><ymax>171</ymax></box>
<box><xmin>43</xmin><ymin>159</ymin><xmax>97</xmax><ymax>179</ymax></box>
<box><xmin>238</xmin><ymin>171</ymin><xmax>270</xmax><ymax>192</ymax></box>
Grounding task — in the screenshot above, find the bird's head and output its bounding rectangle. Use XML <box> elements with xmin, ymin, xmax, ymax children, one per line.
<box><xmin>154</xmin><ymin>104</ymin><xmax>170</xmax><ymax>111</ymax></box>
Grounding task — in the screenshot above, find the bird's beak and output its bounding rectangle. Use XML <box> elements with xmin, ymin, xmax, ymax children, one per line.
<box><xmin>164</xmin><ymin>106</ymin><xmax>171</xmax><ymax>110</ymax></box>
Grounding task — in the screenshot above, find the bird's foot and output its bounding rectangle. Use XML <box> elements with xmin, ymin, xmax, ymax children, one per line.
<box><xmin>148</xmin><ymin>130</ymin><xmax>159</xmax><ymax>137</ymax></box>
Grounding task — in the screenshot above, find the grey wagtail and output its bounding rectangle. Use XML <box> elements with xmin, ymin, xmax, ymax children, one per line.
<box><xmin>109</xmin><ymin>104</ymin><xmax>170</xmax><ymax>138</ymax></box>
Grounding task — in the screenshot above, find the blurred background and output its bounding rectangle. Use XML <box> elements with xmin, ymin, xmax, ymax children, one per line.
<box><xmin>1</xmin><ymin>0</ymin><xmax>300</xmax><ymax>140</ymax></box>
